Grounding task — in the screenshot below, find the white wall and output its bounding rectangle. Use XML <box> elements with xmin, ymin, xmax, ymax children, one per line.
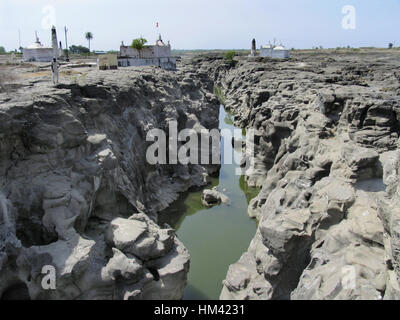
<box><xmin>120</xmin><ymin>45</ymin><xmax>171</xmax><ymax>58</ymax></box>
<box><xmin>260</xmin><ymin>48</ymin><xmax>290</xmax><ymax>59</ymax></box>
<box><xmin>273</xmin><ymin>50</ymin><xmax>290</xmax><ymax>59</ymax></box>
<box><xmin>23</xmin><ymin>48</ymin><xmax>62</xmax><ymax>62</ymax></box>
<box><xmin>23</xmin><ymin>48</ymin><xmax>54</xmax><ymax>62</ymax></box>
<box><xmin>118</xmin><ymin>57</ymin><xmax>176</xmax><ymax>70</ymax></box>
<box><xmin>260</xmin><ymin>48</ymin><xmax>273</xmax><ymax>57</ymax></box>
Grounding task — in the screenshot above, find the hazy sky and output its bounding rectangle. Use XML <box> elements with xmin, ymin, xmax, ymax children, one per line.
<box><xmin>0</xmin><ymin>0</ymin><xmax>399</xmax><ymax>51</ymax></box>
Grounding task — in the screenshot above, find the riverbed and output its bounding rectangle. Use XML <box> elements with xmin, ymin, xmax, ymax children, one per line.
<box><xmin>158</xmin><ymin>105</ymin><xmax>259</xmax><ymax>300</ymax></box>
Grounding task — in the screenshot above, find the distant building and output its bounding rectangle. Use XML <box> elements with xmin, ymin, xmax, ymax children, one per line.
<box><xmin>118</xmin><ymin>35</ymin><xmax>176</xmax><ymax>70</ymax></box>
<box><xmin>22</xmin><ymin>35</ymin><xmax>53</xmax><ymax>62</ymax></box>
<box><xmin>98</xmin><ymin>54</ymin><xmax>118</xmax><ymax>70</ymax></box>
<box><xmin>260</xmin><ymin>44</ymin><xmax>290</xmax><ymax>59</ymax></box>
<box><xmin>22</xmin><ymin>30</ymin><xmax>61</xmax><ymax>62</ymax></box>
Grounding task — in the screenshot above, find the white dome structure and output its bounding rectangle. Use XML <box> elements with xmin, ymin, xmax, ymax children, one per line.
<box><xmin>262</xmin><ymin>44</ymin><xmax>273</xmax><ymax>49</ymax></box>
<box><xmin>26</xmin><ymin>36</ymin><xmax>50</xmax><ymax>49</ymax></box>
<box><xmin>27</xmin><ymin>42</ymin><xmax>44</xmax><ymax>49</ymax></box>
<box><xmin>260</xmin><ymin>43</ymin><xmax>290</xmax><ymax>59</ymax></box>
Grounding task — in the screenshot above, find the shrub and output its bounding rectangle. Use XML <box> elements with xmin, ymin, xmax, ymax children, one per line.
<box><xmin>224</xmin><ymin>50</ymin><xmax>236</xmax><ymax>63</ymax></box>
<box><xmin>213</xmin><ymin>85</ymin><xmax>226</xmax><ymax>105</ymax></box>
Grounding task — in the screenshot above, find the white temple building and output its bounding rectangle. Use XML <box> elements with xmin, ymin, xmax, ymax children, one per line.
<box><xmin>22</xmin><ymin>32</ymin><xmax>59</xmax><ymax>62</ymax></box>
<box><xmin>260</xmin><ymin>44</ymin><xmax>290</xmax><ymax>59</ymax></box>
<box><xmin>118</xmin><ymin>34</ymin><xmax>176</xmax><ymax>70</ymax></box>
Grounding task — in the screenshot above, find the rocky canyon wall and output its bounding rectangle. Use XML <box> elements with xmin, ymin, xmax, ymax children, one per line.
<box><xmin>188</xmin><ymin>52</ymin><xmax>400</xmax><ymax>300</ymax></box>
<box><xmin>0</xmin><ymin>66</ymin><xmax>219</xmax><ymax>299</ymax></box>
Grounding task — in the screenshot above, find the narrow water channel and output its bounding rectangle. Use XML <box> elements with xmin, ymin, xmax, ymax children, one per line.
<box><xmin>159</xmin><ymin>105</ymin><xmax>259</xmax><ymax>300</ymax></box>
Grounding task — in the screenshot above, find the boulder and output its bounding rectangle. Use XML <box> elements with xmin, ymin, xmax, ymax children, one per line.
<box><xmin>202</xmin><ymin>189</ymin><xmax>230</xmax><ymax>207</ymax></box>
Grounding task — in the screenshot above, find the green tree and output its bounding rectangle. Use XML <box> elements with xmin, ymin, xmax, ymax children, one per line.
<box><xmin>0</xmin><ymin>46</ymin><xmax>5</xmax><ymax>54</ymax></box>
<box><xmin>85</xmin><ymin>32</ymin><xmax>93</xmax><ymax>53</ymax></box>
<box><xmin>69</xmin><ymin>45</ymin><xmax>90</xmax><ymax>55</ymax></box>
<box><xmin>131</xmin><ymin>37</ymin><xmax>148</xmax><ymax>58</ymax></box>
<box><xmin>389</xmin><ymin>43</ymin><xmax>394</xmax><ymax>49</ymax></box>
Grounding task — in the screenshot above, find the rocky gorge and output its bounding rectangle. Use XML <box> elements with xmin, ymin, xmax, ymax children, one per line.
<box><xmin>194</xmin><ymin>50</ymin><xmax>400</xmax><ymax>300</ymax></box>
<box><xmin>0</xmin><ymin>49</ymin><xmax>400</xmax><ymax>300</ymax></box>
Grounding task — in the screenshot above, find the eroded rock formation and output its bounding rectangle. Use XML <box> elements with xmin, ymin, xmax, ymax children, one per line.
<box><xmin>1</xmin><ymin>50</ymin><xmax>400</xmax><ymax>301</ymax></box>
<box><xmin>188</xmin><ymin>51</ymin><xmax>400</xmax><ymax>300</ymax></box>
<box><xmin>0</xmin><ymin>66</ymin><xmax>219</xmax><ymax>299</ymax></box>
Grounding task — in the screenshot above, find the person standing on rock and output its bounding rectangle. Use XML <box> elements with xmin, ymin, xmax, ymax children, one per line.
<box><xmin>51</xmin><ymin>58</ymin><xmax>59</xmax><ymax>85</ymax></box>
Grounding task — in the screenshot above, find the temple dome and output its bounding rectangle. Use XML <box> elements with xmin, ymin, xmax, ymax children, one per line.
<box><xmin>27</xmin><ymin>41</ymin><xmax>44</xmax><ymax>49</ymax></box>
<box><xmin>156</xmin><ymin>34</ymin><xmax>166</xmax><ymax>46</ymax></box>
<box><xmin>26</xmin><ymin>37</ymin><xmax>50</xmax><ymax>49</ymax></box>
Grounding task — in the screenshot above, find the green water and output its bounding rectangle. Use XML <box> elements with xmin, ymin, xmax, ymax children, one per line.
<box><xmin>158</xmin><ymin>106</ymin><xmax>259</xmax><ymax>300</ymax></box>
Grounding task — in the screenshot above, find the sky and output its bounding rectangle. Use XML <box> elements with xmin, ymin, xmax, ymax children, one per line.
<box><xmin>0</xmin><ymin>0</ymin><xmax>399</xmax><ymax>51</ymax></box>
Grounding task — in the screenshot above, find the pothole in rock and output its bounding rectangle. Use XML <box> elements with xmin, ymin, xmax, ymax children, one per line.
<box><xmin>16</xmin><ymin>208</ymin><xmax>58</xmax><ymax>247</ymax></box>
<box><xmin>354</xmin><ymin>178</ymin><xmax>386</xmax><ymax>193</ymax></box>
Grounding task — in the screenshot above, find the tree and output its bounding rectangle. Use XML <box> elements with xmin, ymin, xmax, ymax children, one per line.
<box><xmin>131</xmin><ymin>38</ymin><xmax>147</xmax><ymax>58</ymax></box>
<box><xmin>388</xmin><ymin>43</ymin><xmax>394</xmax><ymax>49</ymax></box>
<box><xmin>0</xmin><ymin>46</ymin><xmax>5</xmax><ymax>54</ymax></box>
<box><xmin>85</xmin><ymin>32</ymin><xmax>93</xmax><ymax>52</ymax></box>
<box><xmin>69</xmin><ymin>45</ymin><xmax>90</xmax><ymax>55</ymax></box>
